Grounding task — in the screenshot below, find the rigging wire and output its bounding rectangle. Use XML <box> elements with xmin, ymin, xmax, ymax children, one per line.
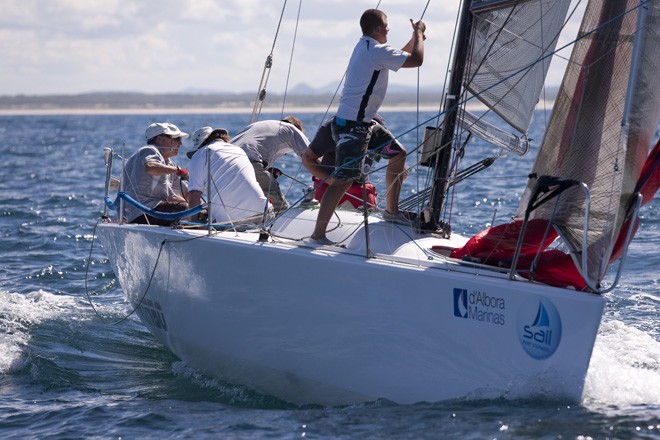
<box><xmin>250</xmin><ymin>0</ymin><xmax>289</xmax><ymax>123</ymax></box>
<box><xmin>413</xmin><ymin>0</ymin><xmax>433</xmax><ymax>216</ymax></box>
<box><xmin>270</xmin><ymin>0</ymin><xmax>307</xmax><ymax>220</ymax></box>
<box><xmin>419</xmin><ymin>0</ymin><xmax>431</xmax><ymax>20</ymax></box>
<box><xmin>316</xmin><ymin>0</ymin><xmax>387</xmax><ymax>128</ymax></box>
<box><xmin>278</xmin><ymin>0</ymin><xmax>304</xmax><ymax>119</ymax></box>
<box><xmin>416</xmin><ymin>0</ymin><xmax>463</xmax><ymax>207</ymax></box>
<box><xmin>247</xmin><ymin>0</ymin><xmax>307</xmax><ymax>223</ymax></box>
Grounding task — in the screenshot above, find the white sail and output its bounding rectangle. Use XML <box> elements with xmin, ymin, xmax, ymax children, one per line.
<box><xmin>466</xmin><ymin>0</ymin><xmax>572</xmax><ymax>133</ymax></box>
<box><xmin>518</xmin><ymin>0</ymin><xmax>660</xmax><ymax>286</ymax></box>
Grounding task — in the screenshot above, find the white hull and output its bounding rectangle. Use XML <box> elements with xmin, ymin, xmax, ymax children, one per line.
<box><xmin>97</xmin><ymin>208</ymin><xmax>605</xmax><ymax>405</ymax></box>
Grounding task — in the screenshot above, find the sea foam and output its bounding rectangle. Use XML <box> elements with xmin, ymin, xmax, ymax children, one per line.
<box><xmin>0</xmin><ymin>289</ymin><xmax>77</xmax><ymax>374</ymax></box>
<box><xmin>584</xmin><ymin>319</ymin><xmax>660</xmax><ymax>407</ymax></box>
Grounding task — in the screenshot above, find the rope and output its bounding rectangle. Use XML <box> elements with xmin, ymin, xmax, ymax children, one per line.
<box><xmin>85</xmin><ymin>219</ymin><xmax>214</xmax><ymax>324</ymax></box>
<box><xmin>84</xmin><ymin>218</ymin><xmax>166</xmax><ymax>325</ymax></box>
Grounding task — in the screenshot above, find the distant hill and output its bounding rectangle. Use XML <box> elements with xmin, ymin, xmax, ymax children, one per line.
<box><xmin>0</xmin><ymin>89</ymin><xmax>444</xmax><ymax>112</ymax></box>
<box><xmin>0</xmin><ymin>85</ymin><xmax>557</xmax><ymax>113</ymax></box>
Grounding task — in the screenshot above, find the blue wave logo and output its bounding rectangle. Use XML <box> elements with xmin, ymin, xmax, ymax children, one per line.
<box><xmin>453</xmin><ymin>288</ymin><xmax>468</xmax><ymax>318</ymax></box>
<box><xmin>517</xmin><ymin>298</ymin><xmax>562</xmax><ymax>360</ymax></box>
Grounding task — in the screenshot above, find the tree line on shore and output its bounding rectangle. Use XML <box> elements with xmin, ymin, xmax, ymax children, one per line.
<box><xmin>0</xmin><ymin>90</ymin><xmax>446</xmax><ymax>111</ymax></box>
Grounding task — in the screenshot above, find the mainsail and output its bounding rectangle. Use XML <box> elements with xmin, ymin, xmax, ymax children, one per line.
<box><xmin>517</xmin><ymin>0</ymin><xmax>660</xmax><ymax>287</ymax></box>
<box><xmin>466</xmin><ymin>0</ymin><xmax>572</xmax><ymax>133</ymax></box>
<box><xmin>424</xmin><ymin>0</ymin><xmax>571</xmax><ymax>227</ymax></box>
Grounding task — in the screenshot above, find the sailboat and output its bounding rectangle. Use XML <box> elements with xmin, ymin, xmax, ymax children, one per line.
<box><xmin>96</xmin><ymin>0</ymin><xmax>660</xmax><ymax>405</ymax></box>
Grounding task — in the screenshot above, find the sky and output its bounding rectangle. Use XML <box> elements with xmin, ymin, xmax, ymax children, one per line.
<box><xmin>0</xmin><ymin>0</ymin><xmax>582</xmax><ymax>96</ymax></box>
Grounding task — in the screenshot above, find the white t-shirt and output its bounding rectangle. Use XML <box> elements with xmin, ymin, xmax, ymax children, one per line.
<box><xmin>230</xmin><ymin>120</ymin><xmax>310</xmax><ymax>167</ymax></box>
<box><xmin>188</xmin><ymin>140</ymin><xmax>269</xmax><ymax>223</ymax></box>
<box><xmin>337</xmin><ymin>36</ymin><xmax>408</xmax><ymax>123</ymax></box>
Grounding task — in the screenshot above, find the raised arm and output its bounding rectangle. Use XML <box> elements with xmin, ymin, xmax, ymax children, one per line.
<box><xmin>401</xmin><ymin>19</ymin><xmax>426</xmax><ymax>68</ymax></box>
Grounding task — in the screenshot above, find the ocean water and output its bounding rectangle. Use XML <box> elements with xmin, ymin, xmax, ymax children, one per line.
<box><xmin>0</xmin><ymin>110</ymin><xmax>659</xmax><ymax>439</ymax></box>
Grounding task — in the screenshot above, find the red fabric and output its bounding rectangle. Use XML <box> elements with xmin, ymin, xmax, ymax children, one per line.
<box><xmin>449</xmin><ymin>219</ymin><xmax>591</xmax><ymax>290</ymax></box>
<box><xmin>635</xmin><ymin>137</ymin><xmax>660</xmax><ymax>205</ymax></box>
<box><xmin>610</xmin><ymin>218</ymin><xmax>640</xmax><ymax>262</ymax></box>
<box><xmin>610</xmin><ymin>137</ymin><xmax>660</xmax><ymax>262</ymax></box>
<box><xmin>312</xmin><ymin>177</ymin><xmax>377</xmax><ymax>210</ymax></box>
<box><xmin>449</xmin><ymin>219</ymin><xmax>558</xmax><ymax>263</ymax></box>
<box><xmin>449</xmin><ymin>139</ymin><xmax>660</xmax><ymax>290</ymax></box>
<box><xmin>516</xmin><ymin>250</ymin><xmax>587</xmax><ymax>291</ymax></box>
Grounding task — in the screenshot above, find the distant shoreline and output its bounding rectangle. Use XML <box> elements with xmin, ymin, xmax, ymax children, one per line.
<box><xmin>0</xmin><ymin>105</ymin><xmax>450</xmax><ymax>116</ymax></box>
<box><xmin>0</xmin><ymin>103</ymin><xmax>560</xmax><ymax>117</ymax></box>
<box><xmin>0</xmin><ymin>89</ymin><xmax>557</xmax><ymax>116</ymax></box>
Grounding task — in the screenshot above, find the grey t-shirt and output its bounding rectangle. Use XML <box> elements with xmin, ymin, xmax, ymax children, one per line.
<box><xmin>231</xmin><ymin>120</ymin><xmax>309</xmax><ymax>167</ymax></box>
<box><xmin>121</xmin><ymin>146</ymin><xmax>177</xmax><ymax>222</ymax></box>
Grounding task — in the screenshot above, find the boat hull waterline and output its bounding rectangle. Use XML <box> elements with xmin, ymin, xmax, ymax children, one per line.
<box><xmin>96</xmin><ymin>208</ymin><xmax>605</xmax><ymax>405</ymax></box>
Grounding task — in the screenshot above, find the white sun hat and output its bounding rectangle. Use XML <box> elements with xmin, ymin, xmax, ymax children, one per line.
<box><xmin>187</xmin><ymin>126</ymin><xmax>229</xmax><ymax>158</ymax></box>
<box><xmin>145</xmin><ymin>122</ymin><xmax>189</xmax><ymax>142</ymax></box>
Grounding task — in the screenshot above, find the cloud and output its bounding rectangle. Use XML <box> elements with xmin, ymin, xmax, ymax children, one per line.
<box><xmin>0</xmin><ymin>0</ymin><xmax>571</xmax><ymax>96</ymax></box>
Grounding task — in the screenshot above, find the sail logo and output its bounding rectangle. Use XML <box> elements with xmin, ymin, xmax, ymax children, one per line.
<box><xmin>453</xmin><ymin>288</ymin><xmax>506</xmax><ymax>325</ymax></box>
<box><xmin>517</xmin><ymin>298</ymin><xmax>562</xmax><ymax>360</ymax></box>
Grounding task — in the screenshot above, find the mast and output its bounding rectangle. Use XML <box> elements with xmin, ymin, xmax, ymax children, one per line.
<box><xmin>426</xmin><ymin>0</ymin><xmax>474</xmax><ymax>232</ymax></box>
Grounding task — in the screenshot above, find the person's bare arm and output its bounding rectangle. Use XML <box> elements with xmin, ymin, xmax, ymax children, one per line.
<box><xmin>401</xmin><ymin>19</ymin><xmax>426</xmax><ymax>68</ymax></box>
<box><xmin>144</xmin><ymin>161</ymin><xmax>178</xmax><ymax>176</ymax></box>
<box><xmin>185</xmin><ymin>190</ymin><xmax>204</xmax><ymax>221</ymax></box>
<box><xmin>302</xmin><ymin>148</ymin><xmax>335</xmax><ymax>184</ymax></box>
<box><xmin>188</xmin><ymin>190</ymin><xmax>203</xmax><ymax>207</ymax></box>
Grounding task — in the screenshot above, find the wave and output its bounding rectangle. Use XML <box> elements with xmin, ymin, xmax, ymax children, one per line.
<box><xmin>584</xmin><ymin>319</ymin><xmax>660</xmax><ymax>407</ymax></box>
<box><xmin>0</xmin><ymin>289</ymin><xmax>79</xmax><ymax>374</ymax></box>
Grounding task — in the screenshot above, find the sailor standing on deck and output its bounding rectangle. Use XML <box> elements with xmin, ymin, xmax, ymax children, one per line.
<box><xmin>303</xmin><ymin>113</ymin><xmax>408</xmax><ymax>217</ymax></box>
<box><xmin>309</xmin><ymin>9</ymin><xmax>426</xmax><ymax>245</ymax></box>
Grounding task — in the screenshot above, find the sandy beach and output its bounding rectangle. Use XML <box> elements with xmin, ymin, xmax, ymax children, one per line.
<box><xmin>0</xmin><ymin>103</ymin><xmax>501</xmax><ymax>116</ymax></box>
